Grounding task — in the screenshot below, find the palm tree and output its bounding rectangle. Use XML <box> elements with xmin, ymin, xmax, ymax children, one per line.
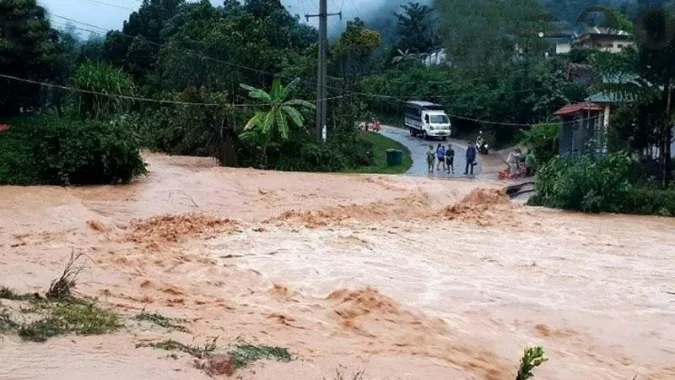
<box><xmin>239</xmin><ymin>78</ymin><xmax>315</xmax><ymax>166</ymax></box>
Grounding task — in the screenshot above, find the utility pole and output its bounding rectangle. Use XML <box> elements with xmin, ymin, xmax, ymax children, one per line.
<box><xmin>306</xmin><ymin>1</ymin><xmax>341</xmax><ymax>141</ymax></box>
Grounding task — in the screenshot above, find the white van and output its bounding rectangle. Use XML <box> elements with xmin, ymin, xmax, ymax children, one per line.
<box><xmin>404</xmin><ymin>101</ymin><xmax>451</xmax><ymax>140</ymax></box>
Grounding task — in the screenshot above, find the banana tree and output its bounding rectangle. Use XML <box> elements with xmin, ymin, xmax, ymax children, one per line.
<box><xmin>391</xmin><ymin>48</ymin><xmax>423</xmax><ymax>66</ymax></box>
<box><xmin>239</xmin><ymin>78</ymin><xmax>315</xmax><ymax>167</ymax></box>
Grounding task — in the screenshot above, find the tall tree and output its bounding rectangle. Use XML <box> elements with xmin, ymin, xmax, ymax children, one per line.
<box><xmin>333</xmin><ymin>18</ymin><xmax>380</xmax><ymax>78</ymax></box>
<box><xmin>395</xmin><ymin>2</ymin><xmax>438</xmax><ymax>55</ymax></box>
<box><xmin>102</xmin><ymin>0</ymin><xmax>185</xmax><ymax>81</ymax></box>
<box><xmin>0</xmin><ymin>0</ymin><xmax>62</xmax><ymax>116</ymax></box>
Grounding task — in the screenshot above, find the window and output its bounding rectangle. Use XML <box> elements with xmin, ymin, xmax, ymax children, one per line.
<box><xmin>424</xmin><ymin>114</ymin><xmax>429</xmax><ymax>123</ymax></box>
<box><xmin>429</xmin><ymin>115</ymin><xmax>449</xmax><ymax>124</ymax></box>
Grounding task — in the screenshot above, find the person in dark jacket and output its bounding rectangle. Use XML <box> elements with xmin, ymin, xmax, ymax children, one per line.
<box><xmin>445</xmin><ymin>145</ymin><xmax>455</xmax><ymax>174</ymax></box>
<box><xmin>464</xmin><ymin>143</ymin><xmax>477</xmax><ymax>175</ymax></box>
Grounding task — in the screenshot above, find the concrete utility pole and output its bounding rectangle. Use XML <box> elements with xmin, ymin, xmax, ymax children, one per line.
<box><xmin>306</xmin><ymin>1</ymin><xmax>341</xmax><ymax>141</ymax></box>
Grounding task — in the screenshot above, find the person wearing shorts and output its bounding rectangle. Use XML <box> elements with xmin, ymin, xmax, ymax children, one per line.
<box><xmin>445</xmin><ymin>144</ymin><xmax>455</xmax><ymax>174</ymax></box>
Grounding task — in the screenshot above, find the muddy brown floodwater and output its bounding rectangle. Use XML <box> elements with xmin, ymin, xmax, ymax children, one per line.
<box><xmin>1</xmin><ymin>152</ymin><xmax>674</xmax><ymax>380</ymax></box>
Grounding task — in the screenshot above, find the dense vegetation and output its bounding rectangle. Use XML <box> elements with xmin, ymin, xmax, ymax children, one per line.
<box><xmin>522</xmin><ymin>5</ymin><xmax>675</xmax><ymax>216</ymax></box>
<box><xmin>0</xmin><ymin>0</ymin><xmax>378</xmax><ymax>184</ymax></box>
<box><xmin>1</xmin><ymin>0</ymin><xmax>675</xmax><ymax>217</ymax></box>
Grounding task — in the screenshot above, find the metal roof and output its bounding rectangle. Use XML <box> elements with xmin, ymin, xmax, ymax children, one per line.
<box><xmin>585</xmin><ymin>91</ymin><xmax>636</xmax><ymax>104</ymax></box>
<box><xmin>554</xmin><ymin>102</ymin><xmax>603</xmax><ymax>116</ymax></box>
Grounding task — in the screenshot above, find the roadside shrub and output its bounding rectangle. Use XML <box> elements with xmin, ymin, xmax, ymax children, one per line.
<box><xmin>618</xmin><ymin>188</ymin><xmax>675</xmax><ymax>216</ymax></box>
<box><xmin>273</xmin><ymin>140</ymin><xmax>349</xmax><ymax>172</ymax></box>
<box><xmin>532</xmin><ymin>153</ymin><xmax>632</xmax><ymax>213</ymax></box>
<box><xmin>0</xmin><ymin>115</ymin><xmax>146</xmax><ymax>185</ymax></box>
<box><xmin>520</xmin><ymin>122</ymin><xmax>560</xmax><ymax>168</ymax></box>
<box><xmin>532</xmin><ymin>153</ymin><xmax>675</xmax><ymax>216</ymax></box>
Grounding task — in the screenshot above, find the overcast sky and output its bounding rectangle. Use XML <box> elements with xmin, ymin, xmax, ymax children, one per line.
<box><xmin>39</xmin><ymin>0</ymin><xmax>389</xmax><ymax>36</ymax></box>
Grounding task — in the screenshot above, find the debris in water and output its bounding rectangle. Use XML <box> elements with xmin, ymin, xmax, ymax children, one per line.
<box><xmin>125</xmin><ymin>213</ymin><xmax>239</xmax><ymax>250</ymax></box>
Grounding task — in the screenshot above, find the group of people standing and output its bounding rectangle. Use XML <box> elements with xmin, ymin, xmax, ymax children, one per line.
<box><xmin>427</xmin><ymin>143</ymin><xmax>455</xmax><ymax>174</ymax></box>
<box><xmin>426</xmin><ymin>142</ymin><xmax>478</xmax><ymax>176</ymax></box>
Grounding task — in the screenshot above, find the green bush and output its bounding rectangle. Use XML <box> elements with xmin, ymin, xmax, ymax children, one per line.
<box><xmin>271</xmin><ymin>139</ymin><xmax>358</xmax><ymax>172</ymax></box>
<box><xmin>531</xmin><ymin>152</ymin><xmax>675</xmax><ymax>216</ymax></box>
<box><xmin>618</xmin><ymin>188</ymin><xmax>675</xmax><ymax>216</ymax></box>
<box><xmin>520</xmin><ymin>122</ymin><xmax>560</xmax><ymax>168</ymax></box>
<box><xmin>532</xmin><ymin>153</ymin><xmax>633</xmax><ymax>213</ymax></box>
<box><xmin>0</xmin><ymin>115</ymin><xmax>146</xmax><ymax>185</ymax></box>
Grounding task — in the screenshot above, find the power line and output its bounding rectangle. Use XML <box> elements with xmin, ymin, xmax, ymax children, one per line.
<box><xmin>325</xmin><ymin>86</ymin><xmax>589</xmax><ymax>127</ymax></box>
<box><xmin>326</xmin><ymin>83</ymin><xmax>568</xmax><ymax>100</ymax></box>
<box><xmin>51</xmin><ymin>14</ymin><xmax>278</xmax><ymax>76</ymax></box>
<box><xmin>50</xmin><ymin>14</ymin><xmax>551</xmax><ymax>89</ymax></box>
<box><xmin>0</xmin><ymin>73</ymin><xmax>352</xmax><ymax>108</ymax></box>
<box><xmin>52</xmin><ymin>13</ymin><xmax>348</xmax><ymax>85</ymax></box>
<box><xmin>44</xmin><ymin>10</ymin><xmax>572</xmax><ymax>127</ymax></box>
<box><xmin>82</xmin><ymin>0</ymin><xmax>137</xmax><ymax>11</ymax></box>
<box><xmin>347</xmin><ymin>0</ymin><xmax>365</xmax><ymax>21</ymax></box>
<box><xmin>1</xmin><ymin>72</ymin><xmax>578</xmax><ymax>128</ymax></box>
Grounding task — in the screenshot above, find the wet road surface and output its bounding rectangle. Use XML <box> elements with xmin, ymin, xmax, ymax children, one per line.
<box><xmin>379</xmin><ymin>125</ymin><xmax>481</xmax><ymax>178</ymax></box>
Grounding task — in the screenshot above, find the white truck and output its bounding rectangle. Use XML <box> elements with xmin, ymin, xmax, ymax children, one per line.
<box><xmin>404</xmin><ymin>101</ymin><xmax>451</xmax><ymax>140</ymax></box>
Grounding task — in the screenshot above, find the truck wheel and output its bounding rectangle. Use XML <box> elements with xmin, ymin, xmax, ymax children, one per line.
<box><xmin>409</xmin><ymin>128</ymin><xmax>415</xmax><ymax>137</ymax></box>
<box><xmin>422</xmin><ymin>131</ymin><xmax>428</xmax><ymax>140</ymax></box>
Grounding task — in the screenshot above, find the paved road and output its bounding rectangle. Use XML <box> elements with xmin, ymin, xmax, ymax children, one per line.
<box><xmin>379</xmin><ymin>125</ymin><xmax>481</xmax><ymax>178</ymax></box>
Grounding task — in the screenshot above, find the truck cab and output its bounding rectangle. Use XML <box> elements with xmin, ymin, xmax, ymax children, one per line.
<box><xmin>405</xmin><ymin>101</ymin><xmax>451</xmax><ymax>140</ymax></box>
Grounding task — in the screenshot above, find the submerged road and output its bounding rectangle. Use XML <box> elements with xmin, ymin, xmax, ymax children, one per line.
<box><xmin>379</xmin><ymin>125</ymin><xmax>482</xmax><ymax>178</ymax></box>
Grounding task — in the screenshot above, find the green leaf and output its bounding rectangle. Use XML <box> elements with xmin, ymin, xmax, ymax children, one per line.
<box><xmin>261</xmin><ymin>111</ymin><xmax>275</xmax><ymax>135</ymax></box>
<box><xmin>244</xmin><ymin>112</ymin><xmax>265</xmax><ymax>130</ymax></box>
<box><xmin>281</xmin><ymin>77</ymin><xmax>301</xmax><ymax>100</ymax></box>
<box><xmin>240</xmin><ymin>83</ymin><xmax>272</xmax><ymax>103</ymax></box>
<box><xmin>239</xmin><ymin>130</ymin><xmax>259</xmax><ymax>141</ymax></box>
<box><xmin>281</xmin><ymin>106</ymin><xmax>304</xmax><ymax>128</ymax></box>
<box><xmin>274</xmin><ymin>109</ymin><xmax>289</xmax><ymax>139</ymax></box>
<box><xmin>270</xmin><ymin>79</ymin><xmax>283</xmax><ymax>102</ymax></box>
<box><xmin>284</xmin><ymin>99</ymin><xmax>316</xmax><ymax>109</ymax></box>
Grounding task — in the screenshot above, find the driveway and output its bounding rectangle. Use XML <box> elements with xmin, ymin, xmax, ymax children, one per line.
<box><xmin>379</xmin><ymin>125</ymin><xmax>481</xmax><ymax>178</ymax></box>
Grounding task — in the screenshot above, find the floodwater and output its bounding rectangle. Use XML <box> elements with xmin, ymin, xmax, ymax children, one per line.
<box><xmin>0</xmin><ymin>152</ymin><xmax>674</xmax><ymax>380</ymax></box>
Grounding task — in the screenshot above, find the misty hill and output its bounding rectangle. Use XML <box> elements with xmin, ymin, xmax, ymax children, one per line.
<box><xmin>357</xmin><ymin>0</ymin><xmax>642</xmax><ymax>44</ymax></box>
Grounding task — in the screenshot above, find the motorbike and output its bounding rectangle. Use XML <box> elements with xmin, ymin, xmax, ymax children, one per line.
<box><xmin>475</xmin><ymin>131</ymin><xmax>489</xmax><ymax>155</ymax></box>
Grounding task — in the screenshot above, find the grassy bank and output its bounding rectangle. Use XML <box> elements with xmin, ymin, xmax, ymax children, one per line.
<box><xmin>347</xmin><ymin>132</ymin><xmax>412</xmax><ymax>174</ymax></box>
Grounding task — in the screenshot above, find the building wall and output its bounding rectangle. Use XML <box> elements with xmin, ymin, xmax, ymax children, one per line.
<box><xmin>558</xmin><ymin>114</ymin><xmax>603</xmax><ymax>159</ymax></box>
<box><xmin>576</xmin><ymin>36</ymin><xmax>633</xmax><ymax>53</ymax></box>
<box><xmin>556</xmin><ymin>43</ymin><xmax>571</xmax><ymax>54</ymax></box>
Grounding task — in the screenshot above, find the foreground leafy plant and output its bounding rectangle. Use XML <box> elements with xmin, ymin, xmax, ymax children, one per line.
<box><xmin>140</xmin><ymin>338</ymin><xmax>291</xmax><ymax>370</ymax></box>
<box><xmin>137</xmin><ymin>337</ymin><xmax>218</xmax><ymax>359</ymax></box>
<box><xmin>0</xmin><ymin>293</ymin><xmax>121</xmax><ymax>342</ymax></box>
<box><xmin>0</xmin><ymin>252</ymin><xmax>121</xmax><ymax>342</ymax></box>
<box><xmin>0</xmin><ymin>308</ymin><xmax>19</xmax><ymax>332</ymax></box>
<box><xmin>134</xmin><ymin>310</ymin><xmax>189</xmax><ymax>332</ymax></box>
<box><xmin>47</xmin><ymin>251</ymin><xmax>85</xmax><ymax>301</ymax></box>
<box><xmin>230</xmin><ymin>343</ymin><xmax>291</xmax><ymax>368</ymax></box>
<box><xmin>0</xmin><ymin>287</ymin><xmax>37</xmax><ymax>301</ymax></box>
<box><xmin>516</xmin><ymin>346</ymin><xmax>548</xmax><ymax>380</ymax></box>
<box><xmin>326</xmin><ymin>368</ymin><xmax>366</xmax><ymax>380</ymax></box>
